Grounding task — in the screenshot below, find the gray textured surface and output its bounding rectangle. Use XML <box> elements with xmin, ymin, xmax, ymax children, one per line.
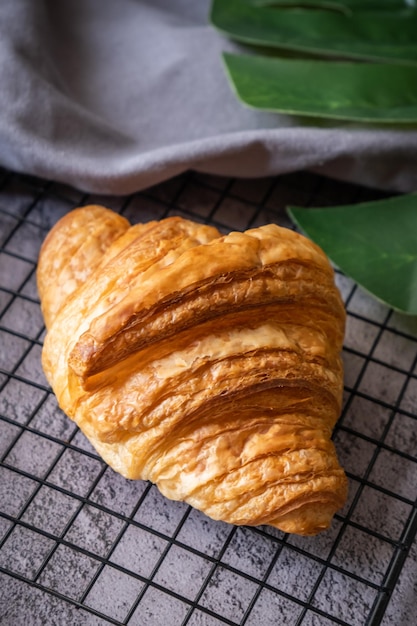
<box><xmin>0</xmin><ymin>168</ymin><xmax>416</xmax><ymax>625</ymax></box>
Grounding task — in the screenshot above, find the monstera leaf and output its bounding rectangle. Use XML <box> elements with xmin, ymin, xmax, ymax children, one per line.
<box><xmin>211</xmin><ymin>0</ymin><xmax>417</xmax><ymax>65</ymax></box>
<box><xmin>222</xmin><ymin>53</ymin><xmax>417</xmax><ymax>123</ymax></box>
<box><xmin>288</xmin><ymin>194</ymin><xmax>417</xmax><ymax>315</ymax></box>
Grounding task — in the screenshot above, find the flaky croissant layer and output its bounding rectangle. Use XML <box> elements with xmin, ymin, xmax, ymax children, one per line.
<box><xmin>37</xmin><ymin>205</ymin><xmax>347</xmax><ymax>535</ymax></box>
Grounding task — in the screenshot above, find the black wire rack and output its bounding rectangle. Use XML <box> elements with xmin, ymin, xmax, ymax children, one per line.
<box><xmin>0</xmin><ymin>166</ymin><xmax>416</xmax><ymax>626</ymax></box>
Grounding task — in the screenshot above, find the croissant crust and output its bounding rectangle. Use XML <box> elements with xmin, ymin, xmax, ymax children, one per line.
<box><xmin>38</xmin><ymin>205</ymin><xmax>347</xmax><ymax>535</ymax></box>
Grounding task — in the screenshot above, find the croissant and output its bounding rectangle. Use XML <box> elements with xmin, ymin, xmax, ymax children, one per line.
<box><xmin>37</xmin><ymin>205</ymin><xmax>347</xmax><ymax>535</ymax></box>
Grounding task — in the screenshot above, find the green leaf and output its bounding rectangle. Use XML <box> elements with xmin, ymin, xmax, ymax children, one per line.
<box><xmin>211</xmin><ymin>0</ymin><xmax>417</xmax><ymax>65</ymax></box>
<box><xmin>249</xmin><ymin>1</ymin><xmax>354</xmax><ymax>15</ymax></box>
<box><xmin>287</xmin><ymin>194</ymin><xmax>417</xmax><ymax>315</ymax></box>
<box><xmin>222</xmin><ymin>53</ymin><xmax>417</xmax><ymax>123</ymax></box>
<box><xmin>250</xmin><ymin>0</ymin><xmax>412</xmax><ymax>12</ymax></box>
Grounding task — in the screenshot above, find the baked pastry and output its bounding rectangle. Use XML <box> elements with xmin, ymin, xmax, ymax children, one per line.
<box><xmin>37</xmin><ymin>205</ymin><xmax>347</xmax><ymax>535</ymax></box>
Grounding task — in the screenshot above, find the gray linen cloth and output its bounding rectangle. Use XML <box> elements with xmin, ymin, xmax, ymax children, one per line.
<box><xmin>1</xmin><ymin>0</ymin><xmax>416</xmax><ymax>195</ymax></box>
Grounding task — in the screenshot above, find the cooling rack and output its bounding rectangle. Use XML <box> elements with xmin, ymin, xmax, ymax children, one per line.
<box><xmin>0</xmin><ymin>166</ymin><xmax>416</xmax><ymax>626</ymax></box>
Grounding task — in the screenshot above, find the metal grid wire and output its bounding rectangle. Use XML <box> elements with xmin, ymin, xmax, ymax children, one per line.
<box><xmin>0</xmin><ymin>166</ymin><xmax>416</xmax><ymax>626</ymax></box>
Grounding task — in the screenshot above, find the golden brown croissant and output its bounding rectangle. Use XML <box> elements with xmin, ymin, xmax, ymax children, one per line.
<box><xmin>37</xmin><ymin>205</ymin><xmax>347</xmax><ymax>535</ymax></box>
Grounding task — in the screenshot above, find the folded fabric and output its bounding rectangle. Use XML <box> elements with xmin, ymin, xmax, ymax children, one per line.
<box><xmin>0</xmin><ymin>0</ymin><xmax>416</xmax><ymax>194</ymax></box>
